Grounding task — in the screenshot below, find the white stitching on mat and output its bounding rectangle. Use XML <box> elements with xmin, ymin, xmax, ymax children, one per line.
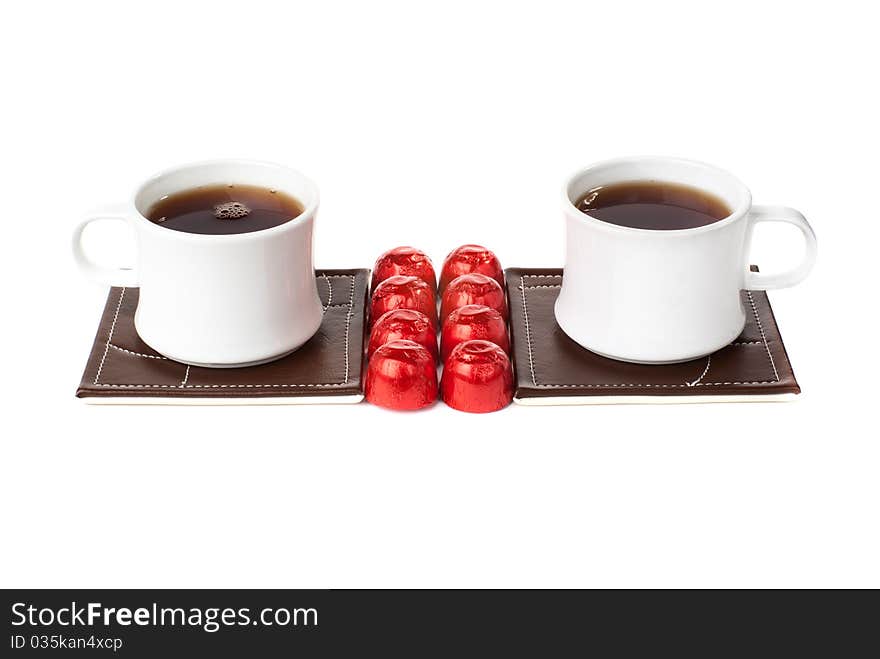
<box><xmin>95</xmin><ymin>275</ymin><xmax>358</xmax><ymax>389</ymax></box>
<box><xmin>686</xmin><ymin>356</ymin><xmax>711</xmax><ymax>387</ymax></box>
<box><xmin>523</xmin><ymin>381</ymin><xmax>779</xmax><ymax>389</ymax></box>
<box><xmin>694</xmin><ymin>381</ymin><xmax>777</xmax><ymax>386</ymax></box>
<box><xmin>94</xmin><ymin>383</ymin><xmax>352</xmax><ymax>389</ymax></box>
<box><xmin>322</xmin><ymin>273</ymin><xmax>333</xmax><ymax>312</ymax></box>
<box><xmin>519</xmin><ymin>274</ymin><xmax>777</xmax><ymax>388</ymax></box>
<box><xmin>94</xmin><ymin>287</ymin><xmax>126</xmax><ymax>384</ymax></box>
<box><xmin>342</xmin><ymin>275</ymin><xmax>355</xmax><ymax>383</ymax></box>
<box><xmin>521</xmin><ymin>274</ymin><xmax>562</xmax><ymax>291</ymax></box>
<box><xmin>109</xmin><ymin>344</ymin><xmax>168</xmax><ymax>360</ymax></box>
<box><xmin>519</xmin><ymin>280</ymin><xmax>538</xmax><ymax>385</ymax></box>
<box><xmin>746</xmin><ymin>290</ymin><xmax>780</xmax><ymax>382</ymax></box>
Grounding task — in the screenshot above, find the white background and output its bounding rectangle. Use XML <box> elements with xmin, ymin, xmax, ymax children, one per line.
<box><xmin>2</xmin><ymin>0</ymin><xmax>878</xmax><ymax>588</ymax></box>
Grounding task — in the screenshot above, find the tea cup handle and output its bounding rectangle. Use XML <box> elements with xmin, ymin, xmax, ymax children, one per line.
<box><xmin>72</xmin><ymin>204</ymin><xmax>140</xmax><ymax>287</ymax></box>
<box><xmin>743</xmin><ymin>205</ymin><xmax>817</xmax><ymax>290</ymax></box>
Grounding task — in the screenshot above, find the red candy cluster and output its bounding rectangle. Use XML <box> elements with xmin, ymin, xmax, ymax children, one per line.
<box><xmin>365</xmin><ymin>244</ymin><xmax>513</xmax><ymax>413</ymax></box>
<box><xmin>366</xmin><ymin>248</ymin><xmax>439</xmax><ymax>411</ymax></box>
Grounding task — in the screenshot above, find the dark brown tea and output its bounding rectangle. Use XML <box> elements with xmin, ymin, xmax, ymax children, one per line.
<box><xmin>147</xmin><ymin>184</ymin><xmax>304</xmax><ymax>235</ymax></box>
<box><xmin>574</xmin><ymin>181</ymin><xmax>731</xmax><ymax>230</ymax></box>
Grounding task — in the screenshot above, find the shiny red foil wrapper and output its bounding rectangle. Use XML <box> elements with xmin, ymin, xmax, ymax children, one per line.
<box><xmin>441</xmin><ymin>340</ymin><xmax>513</xmax><ymax>413</ymax></box>
<box><xmin>365</xmin><ymin>340</ymin><xmax>438</xmax><ymax>411</ymax></box>
<box><xmin>369</xmin><ymin>309</ymin><xmax>438</xmax><ymax>360</ymax></box>
<box><xmin>370</xmin><ymin>275</ymin><xmax>437</xmax><ymax>327</ymax></box>
<box><xmin>440</xmin><ymin>304</ymin><xmax>509</xmax><ymax>362</ymax></box>
<box><xmin>439</xmin><ymin>273</ymin><xmax>507</xmax><ymax>324</ymax></box>
<box><xmin>371</xmin><ymin>246</ymin><xmax>437</xmax><ymax>292</ymax></box>
<box><xmin>439</xmin><ymin>244</ymin><xmax>504</xmax><ymax>292</ymax></box>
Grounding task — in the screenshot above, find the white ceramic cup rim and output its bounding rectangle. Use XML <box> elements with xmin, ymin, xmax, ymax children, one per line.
<box><xmin>562</xmin><ymin>156</ymin><xmax>753</xmax><ymax>236</ymax></box>
<box><xmin>130</xmin><ymin>158</ymin><xmax>320</xmax><ymax>243</ymax></box>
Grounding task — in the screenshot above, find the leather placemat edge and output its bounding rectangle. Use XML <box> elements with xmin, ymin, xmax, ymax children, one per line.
<box><xmin>505</xmin><ymin>267</ymin><xmax>801</xmax><ymax>402</ymax></box>
<box><xmin>76</xmin><ymin>269</ymin><xmax>369</xmax><ymax>401</ymax></box>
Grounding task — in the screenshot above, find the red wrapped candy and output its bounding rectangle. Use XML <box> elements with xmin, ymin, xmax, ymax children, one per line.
<box><xmin>439</xmin><ymin>244</ymin><xmax>504</xmax><ymax>292</ymax></box>
<box><xmin>441</xmin><ymin>340</ymin><xmax>513</xmax><ymax>413</ymax></box>
<box><xmin>370</xmin><ymin>275</ymin><xmax>437</xmax><ymax>327</ymax></box>
<box><xmin>439</xmin><ymin>273</ymin><xmax>507</xmax><ymax>323</ymax></box>
<box><xmin>368</xmin><ymin>309</ymin><xmax>438</xmax><ymax>360</ymax></box>
<box><xmin>365</xmin><ymin>340</ymin><xmax>438</xmax><ymax>411</ymax></box>
<box><xmin>440</xmin><ymin>304</ymin><xmax>509</xmax><ymax>362</ymax></box>
<box><xmin>371</xmin><ymin>246</ymin><xmax>437</xmax><ymax>292</ymax></box>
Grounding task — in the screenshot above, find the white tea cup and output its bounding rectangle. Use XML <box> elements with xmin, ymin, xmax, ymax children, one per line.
<box><xmin>555</xmin><ymin>157</ymin><xmax>817</xmax><ymax>364</ymax></box>
<box><xmin>72</xmin><ymin>159</ymin><xmax>324</xmax><ymax>367</ymax></box>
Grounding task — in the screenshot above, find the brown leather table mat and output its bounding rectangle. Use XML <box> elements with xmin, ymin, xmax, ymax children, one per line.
<box><xmin>77</xmin><ymin>269</ymin><xmax>368</xmax><ymax>403</ymax></box>
<box><xmin>506</xmin><ymin>268</ymin><xmax>800</xmax><ymax>404</ymax></box>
